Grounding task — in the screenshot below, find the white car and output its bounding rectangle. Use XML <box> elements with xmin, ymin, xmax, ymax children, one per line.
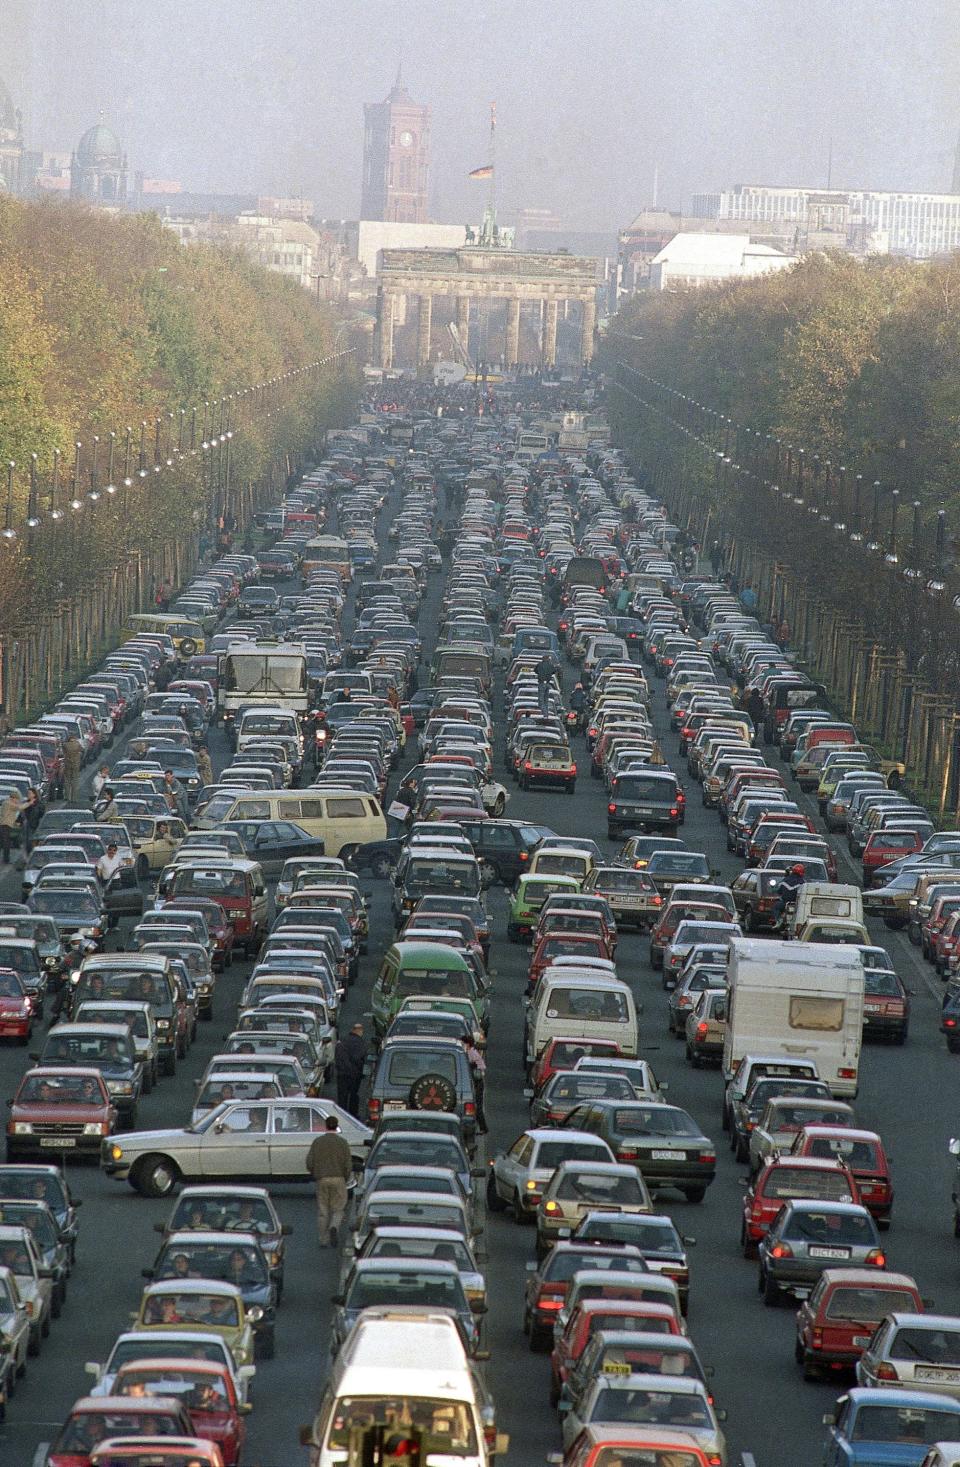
<box><xmin>101</xmin><ymin>1096</ymin><xmax>371</xmax><ymax>1197</ymax></box>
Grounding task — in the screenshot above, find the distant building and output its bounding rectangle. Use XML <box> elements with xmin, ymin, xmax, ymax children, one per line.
<box><xmin>257</xmin><ymin>195</ymin><xmax>314</xmax><ymax>222</ymax></box>
<box><xmin>700</xmin><ymin>183</ymin><xmax>960</xmax><ymax>260</ymax></box>
<box><xmin>70</xmin><ymin>119</ymin><xmax>127</xmax><ymax>206</ymax></box>
<box><xmin>347</xmin><ymin>219</ymin><xmax>467</xmax><ymax>278</ymax></box>
<box><xmin>161</xmin><ymin>210</ymin><xmax>322</xmax><ymax>291</ymax></box>
<box><xmin>0</xmin><ymin>74</ymin><xmax>24</xmax><ymax>194</ymax></box>
<box><xmin>361</xmin><ymin>73</ymin><xmax>430</xmax><ymax>223</ymax></box>
<box><xmin>516</xmin><ymin>207</ymin><xmax>562</xmax><ymax>246</ymax></box>
<box><xmin>649</xmin><ymin>232</ymin><xmax>797</xmax><ymax>290</ymax></box>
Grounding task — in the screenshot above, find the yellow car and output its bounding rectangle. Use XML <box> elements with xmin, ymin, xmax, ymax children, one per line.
<box><xmin>134</xmin><ymin>1279</ymin><xmax>259</xmax><ymax>1367</ymax></box>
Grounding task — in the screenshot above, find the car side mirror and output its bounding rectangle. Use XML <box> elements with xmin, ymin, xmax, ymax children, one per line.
<box><xmin>214</xmin><ymin>1120</ymin><xmax>226</xmax><ymax>1134</ymax></box>
<box><xmin>153</xmin><ymin>1222</ymin><xmax>165</xmax><ymax>1234</ymax></box>
<box><xmin>84</xmin><ymin>1361</ymin><xmax>100</xmax><ymax>1376</ymax></box>
<box><xmin>141</xmin><ymin>1268</ymin><xmax>154</xmax><ymax>1280</ymax></box>
<box><xmin>525</xmin><ymin>1260</ymin><xmax>537</xmax><ymax>1272</ymax></box>
<box><xmin>683</xmin><ymin>1235</ymin><xmax>697</xmax><ymax>1246</ymax></box>
<box><xmin>474</xmin><ymin>1347</ymin><xmax>491</xmax><ymax>1361</ymax></box>
<box><xmin>28</xmin><ymin>1052</ymin><xmax>40</xmax><ymax>1063</ymax></box>
<box><xmin>299</xmin><ymin>1426</ymin><xmax>313</xmax><ymax>1447</ymax></box>
<box><xmin>329</xmin><ymin>1293</ymin><xmax>344</xmax><ymax>1306</ymax></box>
<box><xmin>822</xmin><ymin>1412</ymin><xmax>836</xmax><ymax>1427</ymax></box>
<box><xmin>282</xmin><ymin>1224</ymin><xmax>293</xmax><ymax>1236</ymax></box>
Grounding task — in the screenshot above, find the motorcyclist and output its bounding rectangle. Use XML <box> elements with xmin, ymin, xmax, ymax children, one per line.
<box><xmin>773</xmin><ymin>863</ymin><xmax>806</xmax><ymax>925</ymax></box>
<box><xmin>568</xmin><ymin>682</ymin><xmax>587</xmax><ymax>731</ymax></box>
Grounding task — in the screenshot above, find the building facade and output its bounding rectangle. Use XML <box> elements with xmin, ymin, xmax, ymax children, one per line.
<box><xmin>705</xmin><ymin>184</ymin><xmax>960</xmax><ymax>259</ymax></box>
<box><xmin>648</xmin><ymin>232</ymin><xmax>797</xmax><ymax>291</ymax></box>
<box><xmin>360</xmin><ymin>76</ymin><xmax>430</xmax><ymax>223</ymax></box>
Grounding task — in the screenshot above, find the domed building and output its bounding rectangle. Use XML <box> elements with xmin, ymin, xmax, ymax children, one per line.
<box><xmin>70</xmin><ymin>117</ymin><xmax>127</xmax><ymax>204</ymax></box>
<box><xmin>0</xmin><ymin>74</ymin><xmax>25</xmax><ymax>194</ymax></box>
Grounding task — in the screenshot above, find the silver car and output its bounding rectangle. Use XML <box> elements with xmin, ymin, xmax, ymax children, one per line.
<box><xmin>487</xmin><ymin>1128</ymin><xmax>614</xmax><ymax>1220</ymax></box>
<box><xmin>759</xmin><ymin>1201</ymin><xmax>883</xmax><ymax>1305</ymax></box>
<box><xmin>561</xmin><ymin>1372</ymin><xmax>727</xmax><ymax>1458</ymax></box>
<box><xmin>858</xmin><ymin>1313</ymin><xmax>960</xmax><ymax>1398</ymax></box>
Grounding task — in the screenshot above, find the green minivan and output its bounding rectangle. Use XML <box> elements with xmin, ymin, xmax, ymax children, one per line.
<box><xmin>507</xmin><ymin>873</ymin><xmax>582</xmax><ymax>942</ymax></box>
<box><xmin>370</xmin><ymin>941</ymin><xmax>489</xmax><ymax>1043</ymax></box>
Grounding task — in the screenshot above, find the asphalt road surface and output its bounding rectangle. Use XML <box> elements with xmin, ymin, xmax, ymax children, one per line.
<box><xmin>0</xmin><ymin>488</ymin><xmax>957</xmax><ymax>1467</ymax></box>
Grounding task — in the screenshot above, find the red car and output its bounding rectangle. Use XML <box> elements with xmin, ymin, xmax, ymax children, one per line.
<box><xmin>795</xmin><ymin>1268</ymin><xmax>925</xmax><ymax>1378</ymax></box>
<box><xmin>523</xmin><ymin>1241</ymin><xmax>640</xmax><ymax>1351</ymax></box>
<box><xmin>7</xmin><ymin>1065</ymin><xmax>116</xmax><ymax>1162</ymax></box>
<box><xmin>923</xmin><ymin>893</ymin><xmax>960</xmax><ymax>963</ymax></box>
<box><xmin>862</xmin><ymin>828</ymin><xmax>926</xmax><ymax>887</ymax></box>
<box><xmin>792</xmin><ymin>1125</ymin><xmax>893</xmax><ymax>1225</ymax></box>
<box><xmin>649</xmin><ymin>901</ymin><xmax>730</xmax><ymax>970</ymax></box>
<box><xmin>114</xmin><ymin>1358</ymin><xmax>246</xmax><ymax>1466</ymax></box>
<box><xmin>740</xmin><ymin>1154</ymin><xmax>860</xmax><ymax>1256</ymax></box>
<box><xmin>526</xmin><ymin>931</ymin><xmax>611</xmax><ymax>994</ymax></box>
<box><xmin>550</xmin><ymin>1297</ymin><xmax>682</xmax><ymax>1401</ymax></box>
<box><xmin>529</xmin><ymin>1037</ymin><xmax>622</xmax><ymax>1094</ymax></box>
<box><xmin>0</xmin><ymin>966</ymin><xmax>35</xmax><ymax>1042</ymax></box>
<box><xmin>47</xmin><ymin>1394</ymin><xmax>193</xmax><ymax>1467</ymax></box>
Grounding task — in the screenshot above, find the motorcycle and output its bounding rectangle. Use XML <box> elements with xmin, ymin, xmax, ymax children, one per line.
<box><xmin>565</xmin><ymin>708</ymin><xmax>585</xmax><ymax>735</ymax></box>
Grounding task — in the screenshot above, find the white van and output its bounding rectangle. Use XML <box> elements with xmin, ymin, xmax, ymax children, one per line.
<box><xmin>791</xmin><ymin>881</ymin><xmax>864</xmax><ymax>936</ymax></box>
<box><xmin>216</xmin><ymin>787</ymin><xmax>386</xmax><ymax>857</ymax></box>
<box><xmin>526</xmin><ymin>974</ymin><xmax>638</xmax><ymax>1066</ymax></box>
<box><xmin>724</xmin><ymin>937</ymin><xmax>864</xmax><ymax>1098</ymax></box>
<box><xmin>301</xmin><ymin>1308</ymin><xmax>504</xmax><ymax>1465</ymax></box>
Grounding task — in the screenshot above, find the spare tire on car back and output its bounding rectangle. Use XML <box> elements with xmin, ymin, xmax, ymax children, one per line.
<box><xmin>408</xmin><ymin>1073</ymin><xmax>458</xmax><ymax>1113</ymax></box>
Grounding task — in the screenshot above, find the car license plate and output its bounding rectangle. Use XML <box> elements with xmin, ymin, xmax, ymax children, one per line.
<box><xmin>650</xmin><ymin>1149</ymin><xmax>685</xmax><ymax>1161</ymax></box>
<box><xmin>40</xmin><ymin>1137</ymin><xmax>76</xmax><ymax>1148</ymax></box>
<box><xmin>917</xmin><ymin>1365</ymin><xmax>960</xmax><ymax>1382</ymax></box>
<box><xmin>853</xmin><ymin>1335</ymin><xmax>872</xmax><ymax>1347</ymax></box>
<box><xmin>808</xmin><ymin>1246</ymin><xmax>850</xmax><ymax>1259</ymax></box>
<box><xmin>383</xmin><ymin>1101</ymin><xmax>405</xmax><ymax>1112</ymax></box>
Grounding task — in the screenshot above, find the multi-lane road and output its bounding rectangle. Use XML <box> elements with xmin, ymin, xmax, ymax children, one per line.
<box><xmin>0</xmin><ymin>483</ymin><xmax>958</xmax><ymax>1467</ymax></box>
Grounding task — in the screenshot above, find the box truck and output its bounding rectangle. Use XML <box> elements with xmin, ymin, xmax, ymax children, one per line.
<box><xmin>723</xmin><ymin>938</ymin><xmax>864</xmax><ymax>1098</ymax></box>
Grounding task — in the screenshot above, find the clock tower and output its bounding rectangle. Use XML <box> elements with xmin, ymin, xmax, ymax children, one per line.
<box><xmin>361</xmin><ymin>71</ymin><xmax>430</xmax><ymax>224</ymax></box>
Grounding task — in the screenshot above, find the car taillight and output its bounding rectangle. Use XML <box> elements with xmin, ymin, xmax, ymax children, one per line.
<box><xmin>699</xmin><ymin>1151</ymin><xmax>715</xmax><ymax>1165</ymax></box>
<box><xmin>875</xmin><ymin>1361</ymin><xmax>898</xmax><ymax>1380</ymax></box>
<box><xmin>367</xmin><ymin>1098</ymin><xmax>381</xmax><ymax>1122</ymax></box>
<box><xmin>464</xmin><ymin>1101</ymin><xmax>475</xmax><ymax>1116</ymax></box>
<box><xmin>770</xmin><ymin>1242</ymin><xmax>793</xmax><ymax>1259</ymax></box>
<box><xmin>537</xmin><ymin>1294</ymin><xmax>563</xmax><ymax>1311</ymax></box>
<box><xmin>608</xmin><ymin>803</ymin><xmax>616</xmax><ymax>813</ymax></box>
<box><xmin>544</xmin><ymin>1200</ymin><xmax>560</xmax><ymax>1214</ymax></box>
<box><xmin>866</xmin><ymin>1249</ymin><xmax>886</xmax><ymax>1267</ymax></box>
<box><xmin>696</xmin><ymin>1022</ymin><xmax>708</xmax><ymax>1038</ymax></box>
<box><xmin>838</xmin><ymin>1067</ymin><xmax>856</xmax><ymax>1080</ymax></box>
<box><xmin>618</xmin><ymin>1148</ymin><xmax>638</xmax><ymax>1161</ymax></box>
<box><xmin>812</xmin><ymin>1327</ymin><xmax>823</xmax><ymax>1349</ymax></box>
<box><xmin>669</xmin><ymin>807</ymin><xmax>679</xmax><ymax>818</ymax></box>
<box><xmin>524</xmin><ymin>761</ymin><xmax>533</xmax><ymax>771</ymax></box>
<box><xmin>945</xmin><ymin>1018</ymin><xmax>957</xmax><ymax>1028</ymax></box>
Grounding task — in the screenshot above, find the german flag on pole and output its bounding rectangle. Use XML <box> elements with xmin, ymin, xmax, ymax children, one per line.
<box><xmin>469</xmin><ymin>165</ymin><xmax>493</xmax><ymax>179</ymax></box>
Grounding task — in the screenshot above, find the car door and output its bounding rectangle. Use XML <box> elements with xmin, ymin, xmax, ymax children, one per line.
<box><xmin>496</xmin><ymin>1134</ymin><xmax>532</xmax><ymax>1198</ymax></box>
<box><xmin>249</xmin><ymin>823</ymin><xmax>288</xmax><ymax>877</ymax></box>
<box><xmin>267</xmin><ymin>1101</ymin><xmax>321</xmax><ymax>1177</ymax></box>
<box><xmin>197</xmin><ymin>1102</ymin><xmax>272</xmax><ymax>1177</ymax></box>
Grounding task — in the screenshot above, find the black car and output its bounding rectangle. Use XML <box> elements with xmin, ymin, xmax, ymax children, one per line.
<box><xmin>455</xmin><ymin>819</ymin><xmax>546</xmax><ymax>885</ymax></box>
<box><xmin>564</xmin><ymin>1099</ymin><xmax>716</xmax><ymax>1203</ymax></box>
<box><xmin>221</xmin><ymin>819</ymin><xmax>326</xmax><ymax>876</ymax></box>
<box><xmin>607</xmin><ymin>770</ymin><xmax>683</xmax><ymax>841</ymax></box>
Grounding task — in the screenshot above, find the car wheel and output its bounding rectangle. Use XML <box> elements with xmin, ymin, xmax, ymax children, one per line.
<box><xmin>762</xmin><ymin>1269</ymin><xmax>782</xmax><ymax>1307</ymax></box>
<box><xmin>27</xmin><ymin>1326</ymin><xmax>39</xmax><ymax>1357</ymax></box>
<box><xmin>528</xmin><ymin>1325</ymin><xmax>547</xmax><ymax>1352</ymax></box>
<box><xmin>682</xmin><ymin>1186</ymin><xmax>706</xmax><ymax>1203</ymax></box>
<box><xmin>494</xmin><ymin>794</ymin><xmax>506</xmax><ymax>815</ymax></box>
<box><xmin>51</xmin><ymin>1288</ymin><xmax>61</xmax><ymax>1319</ymax></box>
<box><xmin>734</xmin><ymin>1134</ymin><xmax>749</xmax><ymax>1163</ymax></box>
<box><xmin>256</xmin><ymin>1330</ymin><xmax>275</xmax><ymax>1361</ymax></box>
<box><xmin>740</xmin><ymin>1220</ymin><xmax>756</xmax><ymax>1258</ymax></box>
<box><xmin>486</xmin><ymin>1171</ymin><xmax>507</xmax><ymax>1212</ymax></box>
<box><xmin>133</xmin><ymin>1154</ymin><xmax>181</xmax><ymax>1198</ymax></box>
<box><xmin>40</xmin><ymin>1311</ymin><xmax>50</xmax><ymax>1338</ymax></box>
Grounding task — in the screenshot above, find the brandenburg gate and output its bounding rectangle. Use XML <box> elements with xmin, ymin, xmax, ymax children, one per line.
<box><xmin>374</xmin><ymin>245</ymin><xmax>601</xmax><ymax>370</ymax></box>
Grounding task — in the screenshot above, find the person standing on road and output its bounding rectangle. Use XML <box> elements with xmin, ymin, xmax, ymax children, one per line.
<box><xmin>162</xmin><ymin>769</ymin><xmax>188</xmax><ymax>821</ymax></box>
<box><xmin>461</xmin><ymin>1034</ymin><xmax>487</xmax><ymax>1135</ymax></box>
<box><xmin>196</xmin><ymin>744</ymin><xmax>213</xmax><ymax>788</ymax></box>
<box><xmin>709</xmin><ymin>539</ymin><xmax>723</xmax><ymax>577</ymax></box>
<box><xmin>91</xmin><ymin>763</ymin><xmax>110</xmax><ymax>803</ymax></box>
<box><xmin>0</xmin><ymin>791</ymin><xmax>22</xmax><ymax>865</ymax></box>
<box><xmin>306</xmin><ymin>1114</ymin><xmax>352</xmax><ymax>1248</ymax></box>
<box><xmin>335</xmin><ymin>1022</ymin><xmax>368</xmax><ymax>1116</ymax></box>
<box><xmin>535</xmin><ymin>652</ymin><xmax>555</xmax><ymax>717</ymax></box>
<box><xmin>63</xmin><ymin>734</ymin><xmax>82</xmax><ymax>804</ymax></box>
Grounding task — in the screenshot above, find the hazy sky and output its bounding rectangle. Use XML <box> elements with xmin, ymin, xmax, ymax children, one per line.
<box><xmin>3</xmin><ymin>0</ymin><xmax>959</xmax><ymax>230</ymax></box>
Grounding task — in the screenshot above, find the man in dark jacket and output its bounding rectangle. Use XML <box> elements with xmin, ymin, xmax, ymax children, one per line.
<box><xmin>335</xmin><ymin>1023</ymin><xmax>368</xmax><ymax>1115</ymax></box>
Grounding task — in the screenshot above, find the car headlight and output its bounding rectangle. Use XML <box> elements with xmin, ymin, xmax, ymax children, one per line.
<box><xmin>12</xmin><ymin>1123</ymin><xmax>32</xmax><ymax>1134</ymax></box>
<box><xmin>108</xmin><ymin>1142</ymin><xmax>124</xmax><ymax>1158</ymax></box>
<box><xmin>107</xmin><ymin>1082</ymin><xmax>134</xmax><ymax>1095</ymax></box>
<box><xmin>85</xmin><ymin>1122</ymin><xmax>108</xmax><ymax>1136</ymax></box>
<box><xmin>156</xmin><ymin>1019</ymin><xmax>170</xmax><ymax>1030</ymax></box>
<box><xmin>44</xmin><ymin>956</ymin><xmax>57</xmax><ymax>968</ymax></box>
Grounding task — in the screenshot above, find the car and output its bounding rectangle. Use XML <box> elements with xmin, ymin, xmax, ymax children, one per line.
<box><xmin>536</xmin><ymin>1160</ymin><xmax>652</xmax><ymax>1259</ymax></box>
<box><xmin>0</xmin><ymin>1223</ymin><xmax>53</xmax><ymax>1356</ymax></box>
<box><xmin>748</xmin><ymin>1096</ymin><xmax>857</xmax><ymax>1179</ymax></box>
<box><xmin>0</xmin><ymin>1262</ymin><xmax>31</xmax><ymax>1385</ymax></box>
<box><xmin>353</xmin><ymin>1225</ymin><xmax>487</xmax><ymax>1315</ymax></box>
<box><xmin>143</xmin><ymin>1230</ymin><xmax>277</xmax><ymax>1359</ymax></box>
<box><xmin>358</xmin><ymin>1129</ymin><xmax>480</xmax><ymax>1202</ymax></box>
<box><xmin>563</xmin><ymin>1099</ymin><xmax>716</xmax><ymax>1203</ymax></box>
<box><xmin>728</xmin><ymin>1074</ymin><xmax>833</xmax><ymax>1164</ymax></box>
<box><xmin>366</xmin><ymin>1035</ymin><xmax>478</xmax><ymax>1145</ymax></box>
<box><xmin>47</xmin><ymin>1395</ymin><xmax>196</xmax><ymax>1466</ymax></box>
<box><xmin>133</xmin><ymin>1280</ymin><xmax>260</xmax><ymax>1370</ymax></box>
<box><xmin>7</xmin><ymin>1065</ymin><xmax>116</xmax><ymax>1162</ymax></box>
<box><xmin>796</xmin><ymin>1268</ymin><xmax>926</xmax><ymax>1379</ymax></box>
<box><xmin>521</xmin><ymin>1241</ymin><xmax>648</xmax><ymax>1352</ymax></box>
<box><xmin>559</xmin><ymin>1372</ymin><xmax>726</xmax><ymax>1458</ymax></box>
<box><xmin>111</xmin><ymin>1357</ymin><xmax>247</xmax><ymax>1467</ymax></box>
<box><xmin>329</xmin><ymin>1255</ymin><xmax>482</xmax><ymax>1359</ymax></box>
<box><xmin>0</xmin><ymin>967</ymin><xmax>36</xmax><ymax>1043</ymax></box>
<box><xmin>83</xmin><ymin>1329</ymin><xmax>254</xmax><ymax>1407</ymax></box>
<box><xmin>507</xmin><ymin>874</ymin><xmax>582</xmax><ymax>942</ymax></box>
<box><xmin>822</xmin><ymin>1388</ymin><xmax>960</xmax><ymax>1466</ymax></box>
<box><xmin>684</xmin><ymin>987</ymin><xmax>728</xmax><ymax>1067</ymax></box>
<box><xmin>858</xmin><ymin>1314</ymin><xmax>960</xmax><ymax>1398</ymax></box>
<box><xmin>487</xmin><ymin>1129</ymin><xmax>615</xmax><ymax>1221</ymax></box>
<box><xmin>791</xmin><ymin>1125</ymin><xmax>895</xmax><ymax>1226</ymax></box>
<box><xmin>220</xmin><ymin>819</ymin><xmax>327</xmax><ymax>877</ymax></box>
<box><xmin>0</xmin><ymin>1197</ymin><xmax>71</xmax><ymax>1313</ymax></box>
<box><xmin>560</xmin><ymin>1327</ymin><xmax>713</xmax><ymax>1424</ymax></box>
<box><xmin>529</xmin><ymin>1071</ymin><xmax>638</xmax><ymax>1129</ymax></box>
<box><xmin>101</xmin><ymin>1097</ymin><xmax>370</xmax><ymax>1197</ymax></box>
<box><xmin>758</xmin><ymin>1200</ymin><xmax>885</xmax><ymax>1306</ymax></box>
<box><xmin>571</xmin><ymin>1210</ymin><xmax>695</xmax><ymax>1313</ymax></box>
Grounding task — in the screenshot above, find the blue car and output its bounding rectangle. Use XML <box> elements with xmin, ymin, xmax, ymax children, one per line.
<box><xmin>824</xmin><ymin>1387</ymin><xmax>960</xmax><ymax>1465</ymax></box>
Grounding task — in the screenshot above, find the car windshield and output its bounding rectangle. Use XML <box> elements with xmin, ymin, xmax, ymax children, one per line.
<box><xmin>385</xmin><ymin>1051</ymin><xmax>458</xmax><ymax>1087</ymax></box>
<box><xmin>170</xmin><ymin>1196</ymin><xmax>274</xmax><ymax>1233</ymax></box>
<box><xmin>649</xmin><ymin>854</ymin><xmax>710</xmax><ymax>876</ymax></box>
<box><xmin>118</xmin><ymin>1365</ymin><xmax>230</xmax><ymax>1407</ymax></box>
<box><xmin>588</xmin><ymin>1385</ymin><xmax>710</xmax><ymax>1428</ymax></box>
<box><xmin>785</xmin><ymin>1210</ymin><xmax>875</xmax><ymax>1245</ymax></box>
<box><xmin>584</xmin><ymin>1219</ymin><xmax>679</xmax><ymax>1253</ymax></box>
<box><xmin>534</xmin><ymin>854</ymin><xmax>588</xmax><ymax>876</ymax></box>
<box><xmin>764</xmin><ymin>1167</ymin><xmax>853</xmax><ymax>1201</ymax></box>
<box><xmin>157</xmin><ymin>1242</ymin><xmax>268</xmax><ymax>1287</ymax></box>
<box><xmin>327</xmin><ymin>1396</ymin><xmax>478</xmax><ymax>1454</ymax></box>
<box><xmin>594</xmin><ymin>1445</ymin><xmax>702</xmax><ymax>1466</ymax></box>
<box><xmin>43</xmin><ymin>1034</ymin><xmax>130</xmax><ymax>1064</ymax></box>
<box><xmin>18</xmin><ymin>1073</ymin><xmax>103</xmax><ymax>1105</ymax></box>
<box><xmin>615</xmin><ymin>776</ymin><xmax>676</xmax><ymax>801</ymax></box>
<box><xmin>109</xmin><ymin>1338</ymin><xmax>227</xmax><ymax>1373</ymax></box>
<box><xmin>0</xmin><ymin>972</ymin><xmax>24</xmax><ymax>997</ymax></box>
<box><xmin>556</xmin><ymin>1172</ymin><xmax>644</xmax><ymax>1204</ymax></box>
<box><xmin>595</xmin><ymin>870</ymin><xmax>653</xmax><ymax>893</ymax></box>
<box><xmin>396</xmin><ymin>969</ymin><xmax>471</xmax><ymax>999</ymax></box>
<box><xmin>31</xmin><ymin>891</ymin><xmax>99</xmax><ymax>916</ymax></box>
<box><xmin>54</xmin><ymin>1412</ymin><xmax>183</xmax><ymax>1452</ymax></box>
<box><xmin>143</xmin><ymin>1291</ymin><xmax>240</xmax><ymax>1326</ymax></box>
<box><xmin>614</xmin><ymin>1108</ymin><xmax>699</xmax><ymax>1138</ymax></box>
<box><xmin>805</xmin><ymin>1137</ymin><xmax>880</xmax><ymax>1169</ymax></box>
<box><xmin>547</xmin><ymin>1075</ymin><xmax>634</xmax><ymax>1102</ymax></box>
<box><xmin>174</xmin><ymin>870</ymin><xmax>246</xmax><ymax>897</ymax></box>
<box><xmin>346</xmin><ymin>1268</ymin><xmax>465</xmax><ymax>1310</ymax></box>
<box><xmin>406</xmin><ymin>861</ymin><xmax>480</xmax><ymax>894</ymax></box>
<box><xmin>852</xmin><ymin>1403</ymin><xmax>960</xmax><ymax>1443</ymax></box>
<box><xmin>546</xmin><ymin>988</ymin><xmax>627</xmax><ymax>1021</ymax></box>
<box><xmin>826</xmin><ymin>1286</ymin><xmax>918</xmax><ymax>1321</ymax></box>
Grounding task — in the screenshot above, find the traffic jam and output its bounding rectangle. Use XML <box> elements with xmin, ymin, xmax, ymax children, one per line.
<box><xmin>0</xmin><ymin>379</ymin><xmax>958</xmax><ymax>1466</ymax></box>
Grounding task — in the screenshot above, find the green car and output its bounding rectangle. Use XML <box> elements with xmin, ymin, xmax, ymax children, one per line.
<box><xmin>506</xmin><ymin>873</ymin><xmax>581</xmax><ymax>942</ymax></box>
<box><xmin>396</xmin><ymin>994</ymin><xmax>484</xmax><ymax>1041</ymax></box>
<box><xmin>370</xmin><ymin>941</ymin><xmax>490</xmax><ymax>1043</ymax></box>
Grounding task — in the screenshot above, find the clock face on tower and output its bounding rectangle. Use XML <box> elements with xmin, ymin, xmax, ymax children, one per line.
<box><xmin>399</xmin><ymin>130</ymin><xmax>414</xmax><ymax>148</ymax></box>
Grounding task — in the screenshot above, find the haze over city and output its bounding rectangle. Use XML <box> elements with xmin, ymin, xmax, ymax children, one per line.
<box><xmin>3</xmin><ymin>0</ymin><xmax>959</xmax><ymax>228</ymax></box>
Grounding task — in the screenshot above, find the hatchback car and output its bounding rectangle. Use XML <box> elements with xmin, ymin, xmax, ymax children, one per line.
<box><xmin>758</xmin><ymin>1200</ymin><xmax>884</xmax><ymax>1306</ymax></box>
<box><xmin>536</xmin><ymin>1160</ymin><xmax>652</xmax><ymax>1259</ymax></box>
<box><xmin>796</xmin><ymin>1268</ymin><xmax>925</xmax><ymax>1378</ymax></box>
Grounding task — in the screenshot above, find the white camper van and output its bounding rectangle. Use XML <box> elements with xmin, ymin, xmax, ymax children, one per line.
<box><xmin>723</xmin><ymin>938</ymin><xmax>864</xmax><ymax>1098</ymax></box>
